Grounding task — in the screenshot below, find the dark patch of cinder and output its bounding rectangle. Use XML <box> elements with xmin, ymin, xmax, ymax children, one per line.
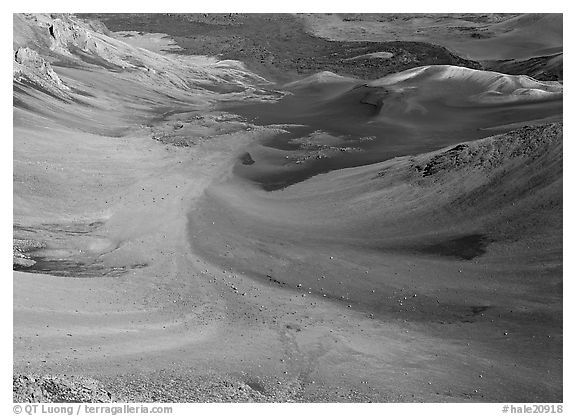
<box><xmin>14</xmin><ymin>84</ymin><xmax>46</xmax><ymax>113</ymax></box>
<box><xmin>68</xmin><ymin>46</ymin><xmax>124</xmax><ymax>72</ymax></box>
<box><xmin>267</xmin><ymin>274</ymin><xmax>286</xmax><ymax>286</ymax></box>
<box><xmin>470</xmin><ymin>305</ymin><xmax>491</xmax><ymax>315</ymax></box>
<box><xmin>413</xmin><ymin>234</ymin><xmax>491</xmax><ymax>260</ymax></box>
<box><xmin>51</xmin><ymin>221</ymin><xmax>104</xmax><ymax>235</ymax></box>
<box><xmin>14</xmin><ymin>76</ymin><xmax>68</xmax><ymax>102</ymax></box>
<box><xmin>15</xmin><ymin>221</ymin><xmax>104</xmax><ymax>236</ymax></box>
<box><xmin>13</xmin><ymin>263</ymin><xmax>33</xmax><ymax>272</ymax></box>
<box><xmin>13</xmin><ymin>225</ymin><xmax>40</xmax><ymax>236</ymax></box>
<box><xmin>17</xmin><ymin>256</ymin><xmax>147</xmax><ymax>278</ymax></box>
<box><xmin>51</xmin><ymin>58</ymin><xmax>85</xmax><ymax>70</ymax></box>
<box><xmin>13</xmin><ymin>83</ymin><xmax>32</xmax><ymax>97</ymax></box>
<box><xmin>459</xmin><ymin>306</ymin><xmax>492</xmax><ymax>323</ymax></box>
<box><xmin>70</xmin><ymin>87</ymin><xmax>95</xmax><ymax>97</ymax></box>
<box><xmin>13</xmin><ymin>96</ymin><xmax>34</xmax><ymax>112</ymax></box>
<box><xmin>286</xmin><ymin>324</ymin><xmax>302</xmax><ymax>332</ymax></box>
<box><xmin>239</xmin><ymin>152</ymin><xmax>255</xmax><ymax>165</ymax></box>
<box><xmin>419</xmin><ymin>144</ymin><xmax>470</xmax><ymax>177</ymax></box>
<box><xmin>18</xmin><ymin>258</ymin><xmax>105</xmax><ymax>277</ymax></box>
<box><xmin>244</xmin><ymin>379</ymin><xmax>267</xmax><ymax>395</ymax></box>
<box><xmin>470</xmin><ymin>32</ymin><xmax>489</xmax><ymax>39</ymax></box>
<box><xmin>198</xmin><ymin>83</ymin><xmax>247</xmax><ymax>94</ymax></box>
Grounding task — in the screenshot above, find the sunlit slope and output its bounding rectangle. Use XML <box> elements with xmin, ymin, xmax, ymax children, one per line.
<box><xmin>190</xmin><ymin>123</ymin><xmax>562</xmax><ymax>310</ymax></box>
<box><xmin>13</xmin><ymin>13</ymin><xmax>280</xmax><ymax>236</ymax></box>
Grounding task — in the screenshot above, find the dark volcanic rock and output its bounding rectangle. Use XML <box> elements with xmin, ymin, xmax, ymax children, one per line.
<box><xmin>240</xmin><ymin>152</ymin><xmax>255</xmax><ymax>165</ymax></box>
<box><xmin>79</xmin><ymin>13</ymin><xmax>481</xmax><ymax>83</ymax></box>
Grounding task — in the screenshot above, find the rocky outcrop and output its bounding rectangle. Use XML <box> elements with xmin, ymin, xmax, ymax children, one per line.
<box><xmin>13</xmin><ymin>46</ymin><xmax>70</xmax><ymax>98</ymax></box>
<box><xmin>13</xmin><ymin>375</ymin><xmax>116</xmax><ymax>402</ymax></box>
<box><xmin>14</xmin><ymin>372</ymin><xmax>306</xmax><ymax>403</ymax></box>
<box><xmin>14</xmin><ymin>47</ymin><xmax>64</xmax><ymax>86</ymax></box>
<box><xmin>13</xmin><ymin>13</ymin><xmax>276</xmax><ymax>99</ymax></box>
<box><xmin>46</xmin><ymin>16</ymin><xmax>127</xmax><ymax>68</ymax></box>
<box><xmin>410</xmin><ymin>123</ymin><xmax>562</xmax><ymax>179</ymax></box>
<box><xmin>13</xmin><ymin>238</ymin><xmax>45</xmax><ymax>269</ymax></box>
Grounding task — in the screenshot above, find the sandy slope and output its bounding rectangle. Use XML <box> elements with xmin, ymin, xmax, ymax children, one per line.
<box><xmin>13</xmin><ymin>14</ymin><xmax>562</xmax><ymax>402</ymax></box>
<box><xmin>189</xmin><ymin>124</ymin><xmax>562</xmax><ymax>402</ymax></box>
<box><xmin>367</xmin><ymin>65</ymin><xmax>562</xmax><ymax>103</ymax></box>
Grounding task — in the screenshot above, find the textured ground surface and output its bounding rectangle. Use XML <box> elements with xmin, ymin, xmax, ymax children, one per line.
<box><xmin>13</xmin><ymin>13</ymin><xmax>562</xmax><ymax>403</ymax></box>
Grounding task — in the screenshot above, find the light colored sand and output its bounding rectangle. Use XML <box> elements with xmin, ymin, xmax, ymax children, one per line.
<box><xmin>114</xmin><ymin>31</ymin><xmax>183</xmax><ymax>53</ymax></box>
<box><xmin>343</xmin><ymin>51</ymin><xmax>394</xmax><ymax>61</ymax></box>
